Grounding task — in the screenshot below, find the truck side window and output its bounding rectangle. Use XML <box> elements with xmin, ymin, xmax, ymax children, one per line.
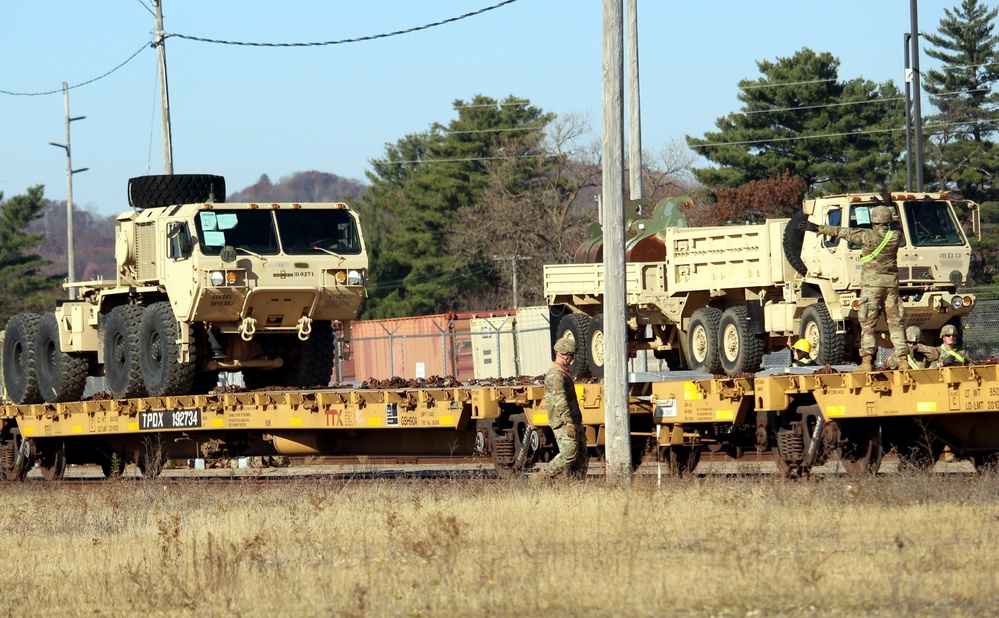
<box><xmin>167</xmin><ymin>222</ymin><xmax>192</xmax><ymax>260</ymax></box>
<box><xmin>823</xmin><ymin>209</ymin><xmax>842</xmax><ymax>248</ymax></box>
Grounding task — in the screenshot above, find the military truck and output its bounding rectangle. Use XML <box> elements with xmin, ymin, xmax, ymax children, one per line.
<box><xmin>1</xmin><ymin>174</ymin><xmax>368</xmax><ymax>404</ymax></box>
<box><xmin>545</xmin><ymin>192</ymin><xmax>979</xmax><ymax>377</ymax></box>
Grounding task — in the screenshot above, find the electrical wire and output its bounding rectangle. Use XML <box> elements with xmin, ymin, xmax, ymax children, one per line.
<box><xmin>165</xmin><ymin>0</ymin><xmax>520</xmax><ymax>48</ymax></box>
<box><xmin>0</xmin><ymin>41</ymin><xmax>149</xmax><ymax>96</ymax></box>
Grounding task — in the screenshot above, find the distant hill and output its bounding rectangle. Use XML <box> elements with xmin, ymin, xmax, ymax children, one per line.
<box><xmin>35</xmin><ymin>171</ymin><xmax>369</xmax><ymax>284</ymax></box>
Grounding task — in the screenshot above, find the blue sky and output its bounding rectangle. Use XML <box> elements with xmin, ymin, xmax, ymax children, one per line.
<box><xmin>0</xmin><ymin>0</ymin><xmax>964</xmax><ymax>216</ymax></box>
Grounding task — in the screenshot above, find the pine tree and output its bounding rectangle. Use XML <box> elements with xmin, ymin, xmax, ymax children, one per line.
<box><xmin>0</xmin><ymin>186</ymin><xmax>64</xmax><ymax>323</ymax></box>
<box><xmin>686</xmin><ymin>48</ymin><xmax>904</xmax><ymax>193</ymax></box>
<box><xmin>922</xmin><ymin>0</ymin><xmax>999</xmax><ymax>200</ymax></box>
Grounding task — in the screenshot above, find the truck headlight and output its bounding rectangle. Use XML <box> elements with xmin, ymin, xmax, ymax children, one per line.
<box><xmin>347</xmin><ymin>270</ymin><xmax>364</xmax><ymax>286</ymax></box>
<box><xmin>951</xmin><ymin>296</ymin><xmax>964</xmax><ymax>309</ymax></box>
<box><xmin>210</xmin><ymin>271</ymin><xmax>225</xmax><ymax>286</ymax></box>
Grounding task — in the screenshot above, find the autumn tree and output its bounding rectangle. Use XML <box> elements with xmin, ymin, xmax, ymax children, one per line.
<box><xmin>0</xmin><ymin>186</ymin><xmax>64</xmax><ymax>323</ymax></box>
<box><xmin>447</xmin><ymin>113</ymin><xmax>600</xmax><ymax>309</ymax></box>
<box><xmin>687</xmin><ymin>48</ymin><xmax>904</xmax><ymax>193</ymax></box>
<box><xmin>687</xmin><ymin>172</ymin><xmax>808</xmax><ymax>227</ymax></box>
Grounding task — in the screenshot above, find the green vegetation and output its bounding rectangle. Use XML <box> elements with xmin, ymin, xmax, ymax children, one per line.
<box><xmin>0</xmin><ymin>186</ymin><xmax>64</xmax><ymax>323</ymax></box>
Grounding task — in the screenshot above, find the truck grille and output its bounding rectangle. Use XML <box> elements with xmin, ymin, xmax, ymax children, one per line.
<box><xmin>898</xmin><ymin>266</ymin><xmax>933</xmax><ymax>281</ymax></box>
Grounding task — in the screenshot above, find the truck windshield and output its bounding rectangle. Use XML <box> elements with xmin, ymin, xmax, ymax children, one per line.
<box><xmin>274</xmin><ymin>209</ymin><xmax>363</xmax><ymax>256</ymax></box>
<box><xmin>901</xmin><ymin>201</ymin><xmax>965</xmax><ymax>246</ymax></box>
<box><xmin>195</xmin><ymin>209</ymin><xmax>279</xmax><ymax>256</ymax></box>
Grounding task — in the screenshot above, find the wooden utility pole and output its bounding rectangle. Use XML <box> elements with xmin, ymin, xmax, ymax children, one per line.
<box><xmin>602</xmin><ymin>0</ymin><xmax>633</xmax><ymax>483</ymax></box>
<box><xmin>626</xmin><ymin>0</ymin><xmax>647</xmax><ymax>374</ymax></box>
<box><xmin>154</xmin><ymin>0</ymin><xmax>174</xmax><ymax>174</ymax></box>
<box><xmin>909</xmin><ymin>0</ymin><xmax>924</xmax><ymax>190</ymax></box>
<box><xmin>49</xmin><ymin>82</ymin><xmax>88</xmax><ymax>300</ymax></box>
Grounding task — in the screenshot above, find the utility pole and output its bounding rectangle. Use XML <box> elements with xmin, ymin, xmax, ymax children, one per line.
<box><xmin>909</xmin><ymin>0</ymin><xmax>924</xmax><ymax>190</ymax></box>
<box><xmin>626</xmin><ymin>0</ymin><xmax>647</xmax><ymax>374</ymax></box>
<box><xmin>49</xmin><ymin>82</ymin><xmax>88</xmax><ymax>301</ymax></box>
<box><xmin>492</xmin><ymin>255</ymin><xmax>532</xmax><ymax>309</ymax></box>
<box><xmin>154</xmin><ymin>0</ymin><xmax>174</xmax><ymax>173</ymax></box>
<box><xmin>602</xmin><ymin>0</ymin><xmax>632</xmax><ymax>483</ymax></box>
<box><xmin>904</xmin><ymin>33</ymin><xmax>914</xmax><ymax>192</ymax></box>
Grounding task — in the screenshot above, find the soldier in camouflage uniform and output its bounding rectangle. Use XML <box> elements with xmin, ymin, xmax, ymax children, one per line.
<box><xmin>539</xmin><ymin>337</ymin><xmax>588</xmax><ymax>479</ymax></box>
<box><xmin>929</xmin><ymin>323</ymin><xmax>972</xmax><ymax>368</ymax></box>
<box><xmin>801</xmin><ymin>201</ymin><xmax>905</xmax><ymax>372</ymax></box>
<box><xmin>883</xmin><ymin>326</ymin><xmax>939</xmax><ymax>370</ymax></box>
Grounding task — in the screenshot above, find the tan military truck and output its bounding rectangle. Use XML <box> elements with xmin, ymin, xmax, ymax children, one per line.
<box><xmin>2</xmin><ymin>174</ymin><xmax>368</xmax><ymax>404</ymax></box>
<box><xmin>545</xmin><ymin>192</ymin><xmax>979</xmax><ymax>377</ymax></box>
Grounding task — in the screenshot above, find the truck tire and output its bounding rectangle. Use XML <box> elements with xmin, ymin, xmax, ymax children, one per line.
<box><xmin>782</xmin><ymin>211</ymin><xmax>809</xmax><ymax>276</ymax></box>
<box><xmin>585</xmin><ymin>314</ymin><xmax>605</xmax><ymax>378</ymax></box>
<box><xmin>718</xmin><ymin>306</ymin><xmax>764</xmax><ymax>376</ymax></box>
<box><xmin>686</xmin><ymin>308</ymin><xmax>723</xmax><ymax>375</ymax></box>
<box><xmin>555</xmin><ymin>313</ymin><xmax>591</xmax><ymax>378</ymax></box>
<box><xmin>102</xmin><ymin>305</ymin><xmax>147</xmax><ymax>399</ymax></box>
<box><xmin>36</xmin><ymin>312</ymin><xmax>89</xmax><ymax>403</ymax></box>
<box><xmin>3</xmin><ymin>314</ymin><xmax>43</xmax><ymax>404</ymax></box>
<box><xmin>127</xmin><ymin>174</ymin><xmax>226</xmax><ymax>209</ymax></box>
<box><xmin>799</xmin><ymin>303</ymin><xmax>845</xmax><ymax>365</ymax></box>
<box><xmin>281</xmin><ymin>320</ymin><xmax>336</xmax><ymax>387</ymax></box>
<box><xmin>139</xmin><ymin>302</ymin><xmax>196</xmax><ymax>397</ymax></box>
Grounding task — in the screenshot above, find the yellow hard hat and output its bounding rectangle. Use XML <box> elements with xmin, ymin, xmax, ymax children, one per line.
<box><xmin>792</xmin><ymin>339</ymin><xmax>812</xmax><ymax>354</ymax></box>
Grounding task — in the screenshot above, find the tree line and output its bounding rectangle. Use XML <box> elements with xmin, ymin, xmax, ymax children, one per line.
<box><xmin>1</xmin><ymin>0</ymin><xmax>997</xmax><ymax>325</ymax></box>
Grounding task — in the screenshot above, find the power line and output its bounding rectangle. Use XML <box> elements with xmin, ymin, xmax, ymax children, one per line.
<box><xmin>165</xmin><ymin>0</ymin><xmax>521</xmax><ymax>48</ymax></box>
<box><xmin>0</xmin><ymin>41</ymin><xmax>149</xmax><ymax>96</ymax></box>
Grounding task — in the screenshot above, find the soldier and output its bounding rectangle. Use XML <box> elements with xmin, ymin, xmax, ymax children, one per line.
<box><xmin>930</xmin><ymin>324</ymin><xmax>972</xmax><ymax>368</ymax></box>
<box><xmin>790</xmin><ymin>339</ymin><xmax>815</xmax><ymax>367</ymax></box>
<box><xmin>884</xmin><ymin>326</ymin><xmax>939</xmax><ymax>370</ymax></box>
<box><xmin>538</xmin><ymin>337</ymin><xmax>589</xmax><ymax>480</ymax></box>
<box><xmin>800</xmin><ymin>196</ymin><xmax>905</xmax><ymax>372</ymax></box>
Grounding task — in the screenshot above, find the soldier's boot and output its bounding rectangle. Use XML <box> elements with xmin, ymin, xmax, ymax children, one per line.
<box><xmin>855</xmin><ymin>355</ymin><xmax>873</xmax><ymax>372</ymax></box>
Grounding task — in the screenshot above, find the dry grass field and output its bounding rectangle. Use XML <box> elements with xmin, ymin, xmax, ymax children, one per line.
<box><xmin>1</xmin><ymin>471</ymin><xmax>998</xmax><ymax>617</ymax></box>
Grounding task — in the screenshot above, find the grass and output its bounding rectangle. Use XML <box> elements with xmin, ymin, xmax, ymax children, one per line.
<box><xmin>1</xmin><ymin>471</ymin><xmax>998</xmax><ymax>617</ymax></box>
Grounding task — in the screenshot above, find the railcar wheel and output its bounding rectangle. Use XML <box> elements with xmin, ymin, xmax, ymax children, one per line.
<box><xmin>687</xmin><ymin>308</ymin><xmax>723</xmax><ymax>374</ymax></box>
<box><xmin>36</xmin><ymin>312</ymin><xmax>89</xmax><ymax>403</ymax></box>
<box><xmin>799</xmin><ymin>304</ymin><xmax>845</xmax><ymax>365</ymax></box>
<box><xmin>139</xmin><ymin>302</ymin><xmax>195</xmax><ymax>397</ymax></box>
<box><xmin>585</xmin><ymin>314</ymin><xmax>606</xmax><ymax>379</ymax></box>
<box><xmin>37</xmin><ymin>440</ymin><xmax>67</xmax><ymax>481</ymax></box>
<box><xmin>103</xmin><ymin>305</ymin><xmax>147</xmax><ymax>399</ymax></box>
<box><xmin>718</xmin><ymin>306</ymin><xmax>763</xmax><ymax>376</ymax></box>
<box><xmin>1</xmin><ymin>428</ymin><xmax>33</xmax><ymax>482</ymax></box>
<box><xmin>3</xmin><ymin>313</ymin><xmax>43</xmax><ymax>404</ymax></box>
<box><xmin>837</xmin><ymin>420</ymin><xmax>883</xmax><ymax>475</ymax></box>
<box><xmin>510</xmin><ymin>413</ymin><xmax>543</xmax><ymax>473</ymax></box>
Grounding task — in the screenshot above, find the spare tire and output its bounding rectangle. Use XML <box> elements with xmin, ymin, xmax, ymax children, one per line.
<box><xmin>128</xmin><ymin>174</ymin><xmax>226</xmax><ymax>209</ymax></box>
<box><xmin>783</xmin><ymin>210</ymin><xmax>809</xmax><ymax>276</ymax></box>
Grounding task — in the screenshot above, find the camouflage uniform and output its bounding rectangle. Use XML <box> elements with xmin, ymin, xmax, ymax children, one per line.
<box><xmin>884</xmin><ymin>344</ymin><xmax>939</xmax><ymax>369</ymax></box>
<box><xmin>930</xmin><ymin>344</ymin><xmax>971</xmax><ymax>368</ymax></box>
<box><xmin>884</xmin><ymin>325</ymin><xmax>939</xmax><ymax>370</ymax></box>
<box><xmin>542</xmin><ymin>362</ymin><xmax>588</xmax><ymax>479</ymax></box>
<box><xmin>817</xmin><ymin>214</ymin><xmax>905</xmax><ymax>361</ymax></box>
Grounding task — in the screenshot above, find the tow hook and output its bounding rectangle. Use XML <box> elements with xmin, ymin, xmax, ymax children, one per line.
<box><xmin>297</xmin><ymin>316</ymin><xmax>313</xmax><ymax>341</ymax></box>
<box><xmin>238</xmin><ymin>316</ymin><xmax>257</xmax><ymax>341</ymax></box>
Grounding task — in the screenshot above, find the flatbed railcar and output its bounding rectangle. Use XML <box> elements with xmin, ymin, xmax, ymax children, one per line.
<box><xmin>3</xmin><ymin>364</ymin><xmax>999</xmax><ymax>481</ymax></box>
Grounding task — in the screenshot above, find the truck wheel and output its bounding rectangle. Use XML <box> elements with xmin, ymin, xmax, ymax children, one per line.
<box><xmin>139</xmin><ymin>302</ymin><xmax>195</xmax><ymax>397</ymax></box>
<box><xmin>281</xmin><ymin>321</ymin><xmax>336</xmax><ymax>387</ymax></box>
<box><xmin>718</xmin><ymin>306</ymin><xmax>764</xmax><ymax>376</ymax></box>
<box><xmin>799</xmin><ymin>303</ymin><xmax>845</xmax><ymax>365</ymax></box>
<box><xmin>585</xmin><ymin>314</ymin><xmax>605</xmax><ymax>378</ymax></box>
<box><xmin>686</xmin><ymin>308</ymin><xmax>722</xmax><ymax>374</ymax></box>
<box><xmin>36</xmin><ymin>312</ymin><xmax>89</xmax><ymax>403</ymax></box>
<box><xmin>102</xmin><ymin>305</ymin><xmax>147</xmax><ymax>399</ymax></box>
<box><xmin>3</xmin><ymin>313</ymin><xmax>43</xmax><ymax>404</ymax></box>
<box><xmin>782</xmin><ymin>211</ymin><xmax>809</xmax><ymax>276</ymax></box>
<box><xmin>128</xmin><ymin>174</ymin><xmax>226</xmax><ymax>209</ymax></box>
<box><xmin>555</xmin><ymin>314</ymin><xmax>591</xmax><ymax>378</ymax></box>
